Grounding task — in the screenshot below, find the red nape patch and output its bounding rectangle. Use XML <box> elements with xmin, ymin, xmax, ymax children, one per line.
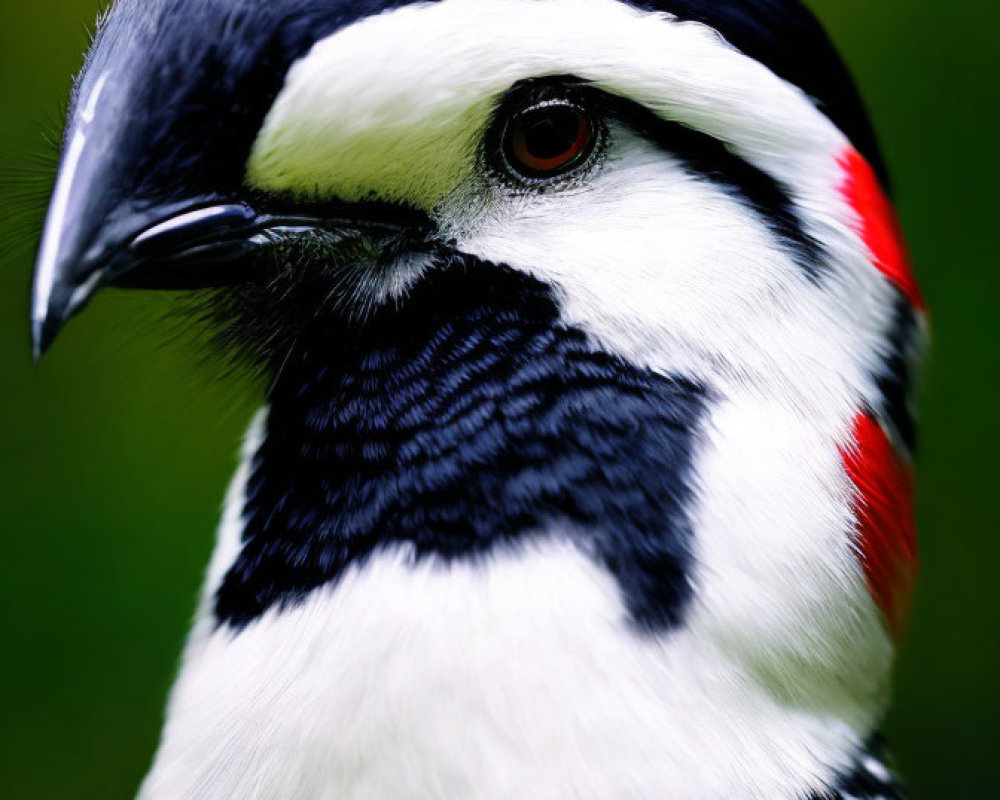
<box><xmin>839</xmin><ymin>147</ymin><xmax>923</xmax><ymax>309</ymax></box>
<box><xmin>840</xmin><ymin>413</ymin><xmax>918</xmax><ymax>638</ymax></box>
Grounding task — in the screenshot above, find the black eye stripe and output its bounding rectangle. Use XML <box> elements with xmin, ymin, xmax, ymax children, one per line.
<box><xmin>601</xmin><ymin>92</ymin><xmax>825</xmax><ymax>278</ymax></box>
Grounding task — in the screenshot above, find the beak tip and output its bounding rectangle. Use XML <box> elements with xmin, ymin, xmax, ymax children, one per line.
<box><xmin>31</xmin><ymin>288</ymin><xmax>73</xmax><ymax>362</ymax></box>
<box><xmin>31</xmin><ymin>316</ymin><xmax>56</xmax><ymax>363</ymax></box>
<box><xmin>31</xmin><ymin>255</ymin><xmax>105</xmax><ymax>361</ymax></box>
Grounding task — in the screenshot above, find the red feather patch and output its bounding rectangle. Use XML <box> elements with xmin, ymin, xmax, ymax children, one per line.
<box><xmin>841</xmin><ymin>413</ymin><xmax>918</xmax><ymax>638</ymax></box>
<box><xmin>839</xmin><ymin>147</ymin><xmax>923</xmax><ymax>309</ymax></box>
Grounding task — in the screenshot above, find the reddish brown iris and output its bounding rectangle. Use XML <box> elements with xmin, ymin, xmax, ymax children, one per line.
<box><xmin>506</xmin><ymin>103</ymin><xmax>592</xmax><ymax>177</ymax></box>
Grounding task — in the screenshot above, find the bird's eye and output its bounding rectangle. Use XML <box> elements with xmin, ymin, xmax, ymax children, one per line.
<box><xmin>502</xmin><ymin>101</ymin><xmax>594</xmax><ymax>180</ymax></box>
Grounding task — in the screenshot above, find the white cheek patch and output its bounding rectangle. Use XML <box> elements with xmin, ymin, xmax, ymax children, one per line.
<box><xmin>247</xmin><ymin>0</ymin><xmax>846</xmax><ymax>212</ymax></box>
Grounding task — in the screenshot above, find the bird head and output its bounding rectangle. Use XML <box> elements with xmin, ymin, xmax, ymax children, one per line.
<box><xmin>35</xmin><ymin>0</ymin><xmax>917</xmax><ymax>370</ymax></box>
<box><xmin>34</xmin><ymin>0</ymin><xmax>925</xmax><ymax>731</ymax></box>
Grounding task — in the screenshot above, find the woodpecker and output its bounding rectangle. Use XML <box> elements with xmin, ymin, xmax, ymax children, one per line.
<box><xmin>33</xmin><ymin>0</ymin><xmax>924</xmax><ymax>797</ymax></box>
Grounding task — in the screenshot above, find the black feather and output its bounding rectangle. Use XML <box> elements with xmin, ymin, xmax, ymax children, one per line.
<box><xmin>214</xmin><ymin>259</ymin><xmax>708</xmax><ymax>631</ymax></box>
<box><xmin>809</xmin><ymin>735</ymin><xmax>908</xmax><ymax>799</ymax></box>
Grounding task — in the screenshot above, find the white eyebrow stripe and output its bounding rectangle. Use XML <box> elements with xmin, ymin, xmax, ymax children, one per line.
<box><xmin>33</xmin><ymin>70</ymin><xmax>111</xmax><ymax>323</ymax></box>
<box><xmin>247</xmin><ymin>0</ymin><xmax>849</xmax><ymax>211</ymax></box>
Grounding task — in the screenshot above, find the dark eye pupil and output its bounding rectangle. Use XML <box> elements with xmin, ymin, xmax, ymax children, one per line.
<box><xmin>504</xmin><ymin>101</ymin><xmax>593</xmax><ymax>179</ymax></box>
<box><xmin>519</xmin><ymin>107</ymin><xmax>582</xmax><ymax>159</ymax></box>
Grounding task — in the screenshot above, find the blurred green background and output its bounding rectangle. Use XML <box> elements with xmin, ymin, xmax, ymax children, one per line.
<box><xmin>0</xmin><ymin>1</ymin><xmax>996</xmax><ymax>797</ymax></box>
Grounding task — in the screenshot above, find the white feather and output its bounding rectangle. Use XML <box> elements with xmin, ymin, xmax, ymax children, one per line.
<box><xmin>140</xmin><ymin>534</ymin><xmax>863</xmax><ymax>800</ymax></box>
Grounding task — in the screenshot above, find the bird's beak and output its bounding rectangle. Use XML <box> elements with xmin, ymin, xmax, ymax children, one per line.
<box><xmin>29</xmin><ymin>70</ymin><xmax>293</xmax><ymax>359</ymax></box>
<box><xmin>31</xmin><ymin>189</ymin><xmax>320</xmax><ymax>359</ymax></box>
<box><xmin>32</xmin><ymin>75</ymin><xmax>432</xmax><ymax>360</ymax></box>
<box><xmin>31</xmin><ymin>195</ymin><xmax>431</xmax><ymax>359</ymax></box>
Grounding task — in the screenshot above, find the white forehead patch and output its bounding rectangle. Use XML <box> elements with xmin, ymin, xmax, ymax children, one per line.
<box><xmin>246</xmin><ymin>0</ymin><xmax>846</xmax><ymax>209</ymax></box>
